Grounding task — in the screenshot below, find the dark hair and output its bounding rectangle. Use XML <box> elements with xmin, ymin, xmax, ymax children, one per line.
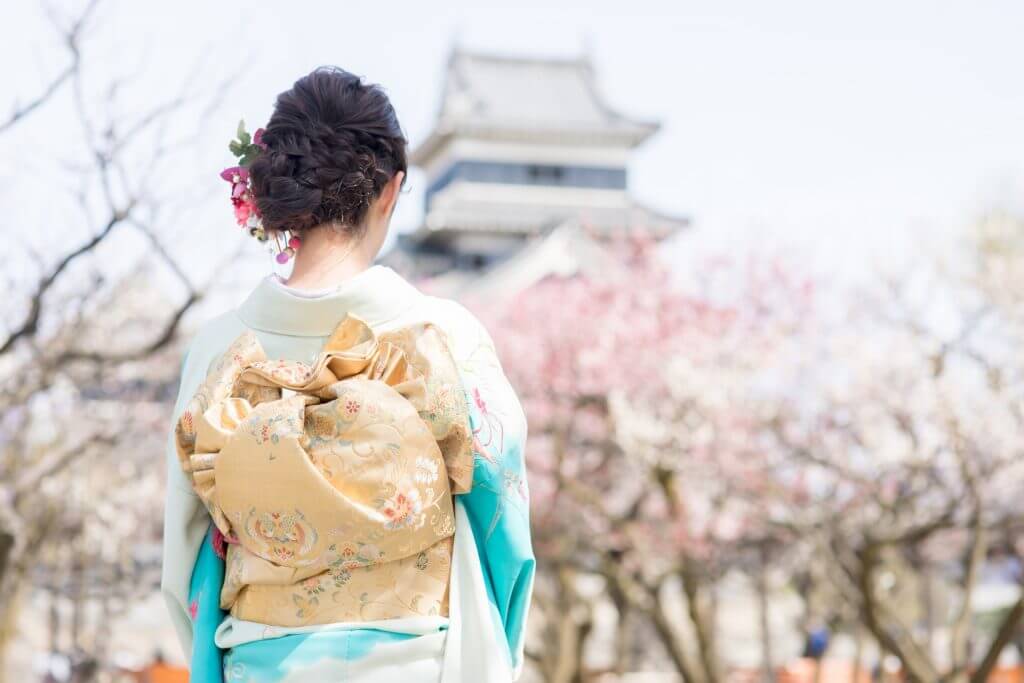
<box><xmin>249</xmin><ymin>67</ymin><xmax>408</xmax><ymax>235</ymax></box>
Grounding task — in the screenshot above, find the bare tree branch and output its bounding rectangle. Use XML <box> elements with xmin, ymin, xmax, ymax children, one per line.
<box><xmin>0</xmin><ymin>0</ymin><xmax>99</xmax><ymax>135</ymax></box>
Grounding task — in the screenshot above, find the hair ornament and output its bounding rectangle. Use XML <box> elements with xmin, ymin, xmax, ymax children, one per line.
<box><xmin>221</xmin><ymin>120</ymin><xmax>301</xmax><ymax>263</ymax></box>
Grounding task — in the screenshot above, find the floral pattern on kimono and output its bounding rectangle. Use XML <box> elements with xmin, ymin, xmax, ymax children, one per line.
<box><xmin>176</xmin><ymin>315</ymin><xmax>474</xmax><ymax>629</ymax></box>
<box><xmin>181</xmin><ymin>301</ymin><xmax>534</xmax><ymax>682</ymax></box>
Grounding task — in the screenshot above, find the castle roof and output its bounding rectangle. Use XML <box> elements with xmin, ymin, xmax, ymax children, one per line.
<box><xmin>411</xmin><ymin>49</ymin><xmax>660</xmax><ymax>164</ymax></box>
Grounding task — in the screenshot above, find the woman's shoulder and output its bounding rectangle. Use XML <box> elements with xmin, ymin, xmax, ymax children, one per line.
<box><xmin>415</xmin><ymin>294</ymin><xmax>498</xmax><ymax>359</ymax></box>
<box><xmin>416</xmin><ymin>294</ymin><xmax>528</xmax><ymax>436</ymax></box>
<box><xmin>176</xmin><ymin>310</ymin><xmax>248</xmax><ymax>385</ymax></box>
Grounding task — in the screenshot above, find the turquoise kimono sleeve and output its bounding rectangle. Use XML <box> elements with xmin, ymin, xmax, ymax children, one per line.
<box><xmin>169</xmin><ymin>346</ymin><xmax>225</xmax><ymax>682</ymax></box>
<box><xmin>456</xmin><ymin>368</ymin><xmax>535</xmax><ymax>670</ymax></box>
<box><xmin>188</xmin><ymin>527</ymin><xmax>226</xmax><ymax>683</ymax></box>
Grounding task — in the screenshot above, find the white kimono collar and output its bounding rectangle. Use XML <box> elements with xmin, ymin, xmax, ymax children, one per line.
<box><xmin>237</xmin><ymin>265</ymin><xmax>423</xmax><ymax>337</ymax></box>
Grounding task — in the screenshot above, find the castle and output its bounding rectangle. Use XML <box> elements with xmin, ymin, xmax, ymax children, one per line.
<box><xmin>385</xmin><ymin>48</ymin><xmax>687</xmax><ymax>293</ymax></box>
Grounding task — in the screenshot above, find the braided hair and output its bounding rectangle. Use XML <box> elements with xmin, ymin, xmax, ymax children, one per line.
<box><xmin>249</xmin><ymin>67</ymin><xmax>408</xmax><ymax>236</ymax></box>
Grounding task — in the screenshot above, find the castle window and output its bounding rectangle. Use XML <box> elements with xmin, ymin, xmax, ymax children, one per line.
<box><xmin>424</xmin><ymin>161</ymin><xmax>627</xmax><ymax>210</ymax></box>
<box><xmin>526</xmin><ymin>165</ymin><xmax>566</xmax><ymax>183</ymax></box>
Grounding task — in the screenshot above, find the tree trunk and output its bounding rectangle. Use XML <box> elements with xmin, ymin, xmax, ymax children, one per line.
<box><xmin>971</xmin><ymin>595</ymin><xmax>1024</xmax><ymax>683</ymax></box>
<box><xmin>606</xmin><ymin>576</ymin><xmax>632</xmax><ymax>675</ymax></box>
<box><xmin>921</xmin><ymin>569</ymin><xmax>935</xmax><ymax>661</ymax></box>
<box><xmin>0</xmin><ymin>580</ymin><xmax>25</xmax><ymax>683</ymax></box>
<box><xmin>681</xmin><ymin>563</ymin><xmax>720</xmax><ymax>683</ymax></box>
<box><xmin>0</xmin><ymin>530</ymin><xmax>22</xmax><ymax>683</ymax></box>
<box><xmin>757</xmin><ymin>546</ymin><xmax>774</xmax><ymax>683</ymax></box>
<box><xmin>855</xmin><ymin>546</ymin><xmax>939</xmax><ymax>683</ymax></box>
<box><xmin>543</xmin><ymin>566</ymin><xmax>593</xmax><ymax>683</ymax></box>
<box><xmin>650</xmin><ymin>598</ymin><xmax>702</xmax><ymax>683</ymax></box>
<box><xmin>0</xmin><ymin>530</ymin><xmax>12</xmax><ymax>592</ymax></box>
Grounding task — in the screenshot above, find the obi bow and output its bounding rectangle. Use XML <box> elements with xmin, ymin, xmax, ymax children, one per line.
<box><xmin>174</xmin><ymin>314</ymin><xmax>475</xmax><ymax>625</ymax></box>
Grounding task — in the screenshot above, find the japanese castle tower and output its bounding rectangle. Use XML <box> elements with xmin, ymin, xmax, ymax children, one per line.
<box><xmin>387</xmin><ymin>48</ymin><xmax>688</xmax><ymax>284</ymax></box>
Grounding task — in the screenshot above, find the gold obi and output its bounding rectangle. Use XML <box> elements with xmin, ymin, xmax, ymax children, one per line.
<box><xmin>174</xmin><ymin>315</ymin><xmax>474</xmax><ymax>626</ymax></box>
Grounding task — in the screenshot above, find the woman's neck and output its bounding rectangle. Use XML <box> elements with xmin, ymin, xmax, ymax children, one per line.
<box><xmin>282</xmin><ymin>227</ymin><xmax>377</xmax><ymax>291</ymax></box>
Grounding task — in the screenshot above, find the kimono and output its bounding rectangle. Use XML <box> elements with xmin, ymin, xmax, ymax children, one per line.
<box><xmin>161</xmin><ymin>266</ymin><xmax>534</xmax><ymax>682</ymax></box>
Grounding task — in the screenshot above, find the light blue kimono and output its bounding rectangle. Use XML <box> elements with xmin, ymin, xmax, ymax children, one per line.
<box><xmin>184</xmin><ymin>366</ymin><xmax>534</xmax><ymax>682</ymax></box>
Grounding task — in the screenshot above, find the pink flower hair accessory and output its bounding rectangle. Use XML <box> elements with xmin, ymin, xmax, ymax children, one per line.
<box><xmin>221</xmin><ymin>120</ymin><xmax>301</xmax><ymax>263</ymax></box>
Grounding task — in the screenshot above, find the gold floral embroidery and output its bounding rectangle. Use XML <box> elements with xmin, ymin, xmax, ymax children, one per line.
<box><xmin>243</xmin><ymin>508</ymin><xmax>319</xmax><ymax>566</ymax></box>
<box><xmin>175</xmin><ymin>314</ymin><xmax>474</xmax><ymax>626</ymax></box>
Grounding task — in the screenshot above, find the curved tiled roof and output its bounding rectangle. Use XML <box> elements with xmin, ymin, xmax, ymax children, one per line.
<box><xmin>412</xmin><ymin>49</ymin><xmax>660</xmax><ymax>163</ymax></box>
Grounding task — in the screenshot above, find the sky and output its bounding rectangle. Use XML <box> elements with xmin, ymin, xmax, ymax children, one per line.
<box><xmin>2</xmin><ymin>0</ymin><xmax>1023</xmax><ymax>286</ymax></box>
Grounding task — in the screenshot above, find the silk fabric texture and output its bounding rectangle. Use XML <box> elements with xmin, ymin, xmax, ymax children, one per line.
<box><xmin>175</xmin><ymin>314</ymin><xmax>475</xmax><ymax>627</ymax></box>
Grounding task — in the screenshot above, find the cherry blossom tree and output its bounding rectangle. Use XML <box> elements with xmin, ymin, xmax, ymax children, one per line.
<box><xmin>761</xmin><ymin>212</ymin><xmax>1024</xmax><ymax>683</ymax></box>
<box><xmin>470</xmin><ymin>217</ymin><xmax>1024</xmax><ymax>683</ymax></box>
<box><xmin>469</xmin><ymin>232</ymin><xmax>813</xmax><ymax>683</ymax></box>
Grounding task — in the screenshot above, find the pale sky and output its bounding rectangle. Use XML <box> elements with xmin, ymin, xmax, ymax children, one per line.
<box><xmin>3</xmin><ymin>0</ymin><xmax>1023</xmax><ymax>284</ymax></box>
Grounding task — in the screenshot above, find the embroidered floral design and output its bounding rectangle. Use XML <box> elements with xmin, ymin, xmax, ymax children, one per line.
<box><xmin>249</xmin><ymin>358</ymin><xmax>314</xmax><ymax>385</ymax></box>
<box><xmin>456</xmin><ymin>338</ymin><xmax>531</xmax><ymax>543</ymax></box>
<box><xmin>414</xmin><ymin>456</ymin><xmax>439</xmax><ymax>484</ymax></box>
<box><xmin>174</xmin><ymin>315</ymin><xmax>481</xmax><ymax>627</ymax></box>
<box><xmin>244</xmin><ymin>412</ymin><xmax>300</xmax><ymax>446</ymax></box>
<box><xmin>377</xmin><ymin>485</ymin><xmax>424</xmax><ymax>530</ymax></box>
<box><xmin>472</xmin><ymin>434</ymin><xmax>498</xmax><ymax>466</ymax></box>
<box><xmin>422</xmin><ymin>381</ymin><xmax>460</xmax><ymax>427</ymax></box>
<box><xmin>292</xmin><ymin>592</ymin><xmax>319</xmax><ymax>620</ymax></box>
<box><xmin>306</xmin><ymin>410</ymin><xmax>337</xmax><ymax>438</ymax></box>
<box><xmin>327</xmin><ymin>557</ymin><xmax>353</xmax><ymax>587</ymax></box>
<box><xmin>244</xmin><ymin>508</ymin><xmax>318</xmax><ymax>565</ymax></box>
<box><xmin>344</xmin><ymin>397</ymin><xmax>361</xmax><ymax>416</ymax></box>
<box><xmin>471</xmin><ymin>395</ymin><xmax>505</xmax><ymax>460</ymax></box>
<box><xmin>301</xmin><ymin>576</ymin><xmax>326</xmax><ymax>598</ymax></box>
<box><xmin>431</xmin><ymin>511</ymin><xmax>456</xmax><ymax>537</ymax></box>
<box><xmin>327</xmin><ymin>542</ymin><xmax>384</xmax><ymax>570</ymax></box>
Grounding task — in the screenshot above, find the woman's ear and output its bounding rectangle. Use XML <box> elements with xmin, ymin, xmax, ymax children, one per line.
<box><xmin>380</xmin><ymin>171</ymin><xmax>405</xmax><ymax>217</ymax></box>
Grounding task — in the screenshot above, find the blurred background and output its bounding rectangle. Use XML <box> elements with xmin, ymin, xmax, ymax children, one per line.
<box><xmin>2</xmin><ymin>1</ymin><xmax>1023</xmax><ymax>681</ymax></box>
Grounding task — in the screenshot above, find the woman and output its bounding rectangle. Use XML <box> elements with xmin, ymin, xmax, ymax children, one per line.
<box><xmin>161</xmin><ymin>67</ymin><xmax>534</xmax><ymax>683</ymax></box>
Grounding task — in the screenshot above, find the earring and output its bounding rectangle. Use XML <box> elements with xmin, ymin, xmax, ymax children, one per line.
<box><xmin>274</xmin><ymin>233</ymin><xmax>302</xmax><ymax>264</ymax></box>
